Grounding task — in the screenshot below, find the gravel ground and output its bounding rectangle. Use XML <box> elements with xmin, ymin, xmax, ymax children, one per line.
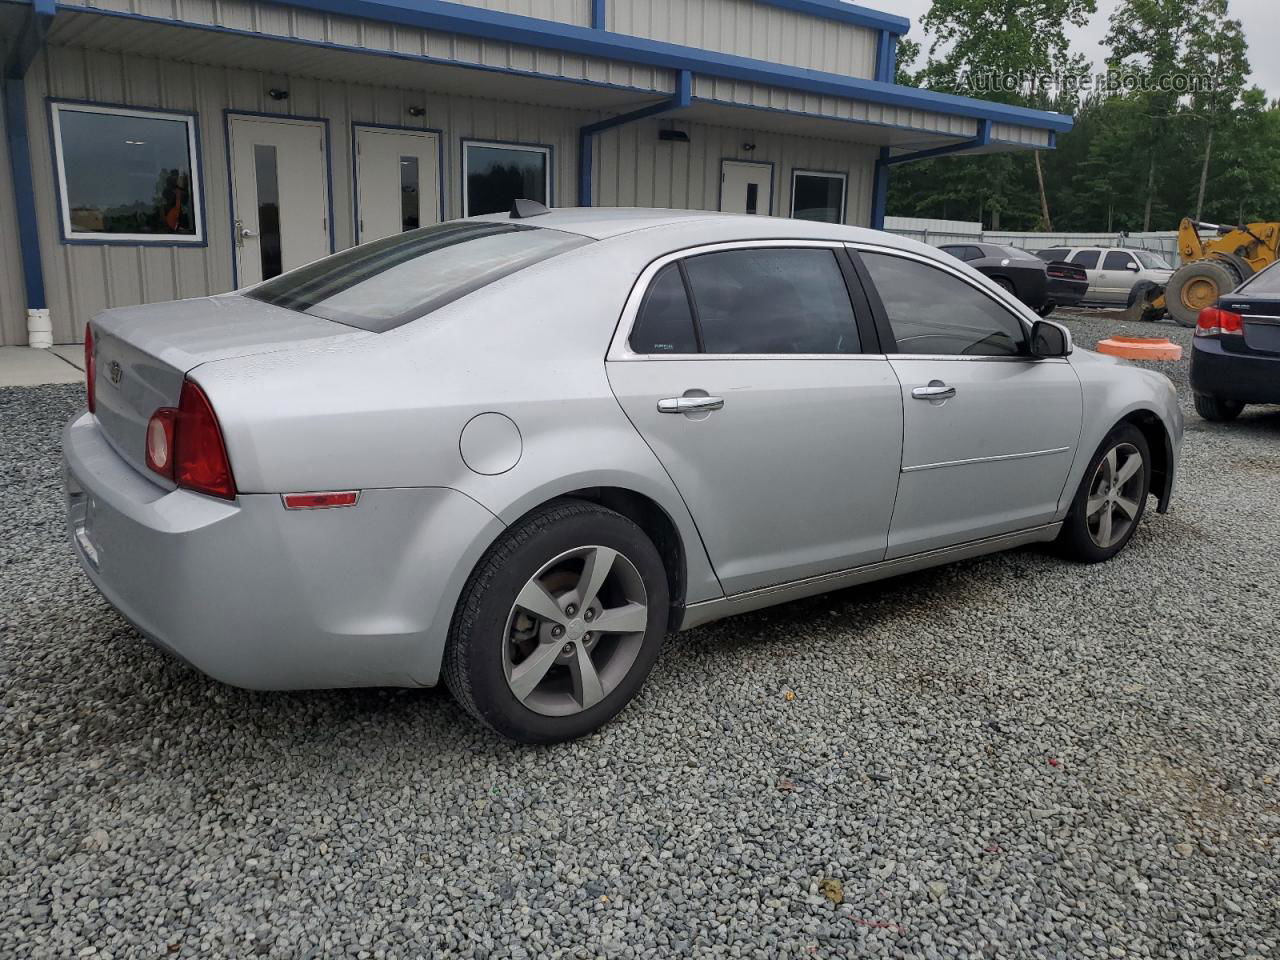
<box><xmin>3</xmin><ymin>312</ymin><xmax>1278</xmax><ymax>959</ymax></box>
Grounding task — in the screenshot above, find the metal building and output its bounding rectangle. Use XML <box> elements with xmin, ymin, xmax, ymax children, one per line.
<box><xmin>0</xmin><ymin>0</ymin><xmax>1071</xmax><ymax>346</ymax></box>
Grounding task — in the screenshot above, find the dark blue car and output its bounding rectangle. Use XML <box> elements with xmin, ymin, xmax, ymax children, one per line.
<box><xmin>1190</xmin><ymin>260</ymin><xmax>1280</xmax><ymax>421</ymax></box>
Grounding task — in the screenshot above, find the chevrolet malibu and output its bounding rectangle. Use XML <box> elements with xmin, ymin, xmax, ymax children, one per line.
<box><xmin>65</xmin><ymin>206</ymin><xmax>1183</xmax><ymax>743</ymax></box>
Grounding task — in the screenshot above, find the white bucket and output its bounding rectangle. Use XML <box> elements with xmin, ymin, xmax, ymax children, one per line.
<box><xmin>27</xmin><ymin>308</ymin><xmax>53</xmax><ymax>349</ymax></box>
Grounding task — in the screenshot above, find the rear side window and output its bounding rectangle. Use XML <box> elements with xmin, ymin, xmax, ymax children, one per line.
<box><xmin>1070</xmin><ymin>250</ymin><xmax>1100</xmax><ymax>269</ymax></box>
<box><xmin>246</xmin><ymin>221</ymin><xmax>591</xmax><ymax>331</ymax></box>
<box><xmin>1103</xmin><ymin>251</ymin><xmax>1134</xmax><ymax>270</ymax></box>
<box><xmin>682</xmin><ymin>248</ymin><xmax>860</xmax><ymax>354</ymax></box>
<box><xmin>860</xmin><ymin>251</ymin><xmax>1026</xmax><ymax>357</ymax></box>
<box><xmin>630</xmin><ymin>264</ymin><xmax>700</xmax><ymax>354</ymax></box>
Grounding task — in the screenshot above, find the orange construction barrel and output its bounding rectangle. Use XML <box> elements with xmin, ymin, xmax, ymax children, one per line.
<box><xmin>1095</xmin><ymin>336</ymin><xmax>1183</xmax><ymax>361</ymax></box>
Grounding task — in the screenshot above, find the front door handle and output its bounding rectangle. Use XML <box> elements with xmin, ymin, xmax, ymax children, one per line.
<box><xmin>657</xmin><ymin>395</ymin><xmax>725</xmax><ymax>414</ymax></box>
<box><xmin>911</xmin><ymin>382</ymin><xmax>956</xmax><ymax>404</ymax></box>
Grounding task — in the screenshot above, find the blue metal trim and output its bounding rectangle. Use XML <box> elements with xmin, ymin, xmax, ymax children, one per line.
<box><xmin>5</xmin><ymin>77</ymin><xmax>46</xmax><ymax>309</ymax></box>
<box><xmin>870</xmin><ymin>146</ymin><xmax>889</xmax><ymax>230</ymax></box>
<box><xmin>718</xmin><ymin>158</ymin><xmax>775</xmax><ymax>216</ymax></box>
<box><xmin>65</xmin><ymin>1</ymin><xmax>1067</xmax><ymax>133</ymax></box>
<box><xmin>350</xmin><ymin>121</ymin><xmax>447</xmax><ymax>237</ymax></box>
<box><xmin>7</xmin><ymin>0</ymin><xmax>55</xmax><ymax>80</ymax></box>
<box><xmin>883</xmin><ymin>118</ymin><xmax>992</xmax><ymax>166</ymax></box>
<box><xmin>46</xmin><ymin>98</ymin><xmax>210</xmax><ymax>247</ymax></box>
<box><xmin>755</xmin><ymin>0</ymin><xmax>908</xmax><ymax>34</ymax></box>
<box><xmin>788</xmin><ymin>167</ymin><xmax>848</xmax><ymax>224</ymax></box>
<box><xmin>577</xmin><ymin>69</ymin><xmax>691</xmax><ymax>206</ymax></box>
<box><xmin>459</xmin><ymin>137</ymin><xmax>554</xmax><ymax>217</ymax></box>
<box><xmin>590</xmin><ymin>0</ymin><xmax>605</xmax><ymax>30</ymax></box>
<box><xmin>1048</xmin><ymin>130</ymin><xmax>1057</xmax><ymax>150</ymax></box>
<box><xmin>223</xmin><ymin>110</ymin><xmax>336</xmax><ymax>287</ymax></box>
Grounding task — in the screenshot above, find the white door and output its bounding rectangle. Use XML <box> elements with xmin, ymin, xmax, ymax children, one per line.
<box><xmin>354</xmin><ymin>126</ymin><xmax>441</xmax><ymax>243</ymax></box>
<box><xmin>228</xmin><ymin>115</ymin><xmax>330</xmax><ymax>286</ymax></box>
<box><xmin>720</xmin><ymin>160</ymin><xmax>772</xmax><ymax>216</ymax></box>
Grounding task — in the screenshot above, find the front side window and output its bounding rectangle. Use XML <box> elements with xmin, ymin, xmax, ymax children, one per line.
<box><xmin>246</xmin><ymin>221</ymin><xmax>590</xmax><ymax>332</ymax></box>
<box><xmin>51</xmin><ymin>103</ymin><xmax>202</xmax><ymax>242</ymax></box>
<box><xmin>463</xmin><ymin>141</ymin><xmax>550</xmax><ymax>216</ymax></box>
<box><xmin>790</xmin><ymin>171</ymin><xmax>846</xmax><ymax>224</ymax></box>
<box><xmin>682</xmin><ymin>248</ymin><xmax>860</xmax><ymax>354</ymax></box>
<box><xmin>1103</xmin><ymin>251</ymin><xmax>1135</xmax><ymax>270</ymax></box>
<box><xmin>1071</xmin><ymin>250</ymin><xmax>1101</xmax><ymax>269</ymax></box>
<box><xmin>860</xmin><ymin>251</ymin><xmax>1026</xmax><ymax>357</ymax></box>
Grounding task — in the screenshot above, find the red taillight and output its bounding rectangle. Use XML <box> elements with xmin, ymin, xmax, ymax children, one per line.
<box><xmin>282</xmin><ymin>491</ymin><xmax>360</xmax><ymax>510</ymax></box>
<box><xmin>84</xmin><ymin>324</ymin><xmax>96</xmax><ymax>413</ymax></box>
<box><xmin>1195</xmin><ymin>306</ymin><xmax>1243</xmax><ymax>338</ymax></box>
<box><xmin>174</xmin><ymin>379</ymin><xmax>237</xmax><ymax>500</ymax></box>
<box><xmin>145</xmin><ymin>408</ymin><xmax>177</xmax><ymax>478</ymax></box>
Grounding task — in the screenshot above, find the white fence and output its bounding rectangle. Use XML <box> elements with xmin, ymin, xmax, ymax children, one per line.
<box><xmin>884</xmin><ymin>217</ymin><xmax>1181</xmax><ymax>259</ymax></box>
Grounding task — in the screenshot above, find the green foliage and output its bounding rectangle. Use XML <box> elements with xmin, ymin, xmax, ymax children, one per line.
<box><xmin>886</xmin><ymin>0</ymin><xmax>1280</xmax><ymax>231</ymax></box>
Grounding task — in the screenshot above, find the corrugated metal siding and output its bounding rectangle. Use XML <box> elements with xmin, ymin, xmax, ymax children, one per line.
<box><xmin>692</xmin><ymin>75</ymin><xmax>978</xmax><ymax>139</ymax></box>
<box><xmin>406</xmin><ymin>0</ymin><xmax>591</xmax><ymax>27</ymax></box>
<box><xmin>26</xmin><ymin>43</ymin><xmax>595</xmax><ymax>343</ymax></box>
<box><xmin>607</xmin><ymin>0</ymin><xmax>879</xmax><ymax>79</ymax></box>
<box><xmin>0</xmin><ymin>90</ymin><xmax>31</xmax><ymax>346</ymax></box>
<box><xmin>991</xmin><ymin>123</ymin><xmax>1051</xmax><ymax>148</ymax></box>
<box><xmin>595</xmin><ymin>116</ymin><xmax>877</xmax><ymax>226</ymax></box>
<box><xmin>56</xmin><ymin>0</ymin><xmax>669</xmax><ymax>94</ymax></box>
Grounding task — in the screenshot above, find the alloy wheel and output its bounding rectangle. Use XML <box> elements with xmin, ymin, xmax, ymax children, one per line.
<box><xmin>1085</xmin><ymin>442</ymin><xmax>1145</xmax><ymax>549</ymax></box>
<box><xmin>503</xmin><ymin>546</ymin><xmax>649</xmax><ymax>717</ymax></box>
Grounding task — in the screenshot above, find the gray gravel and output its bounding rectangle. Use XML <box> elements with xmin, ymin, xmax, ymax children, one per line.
<box><xmin>3</xmin><ymin>313</ymin><xmax>1279</xmax><ymax>959</ymax></box>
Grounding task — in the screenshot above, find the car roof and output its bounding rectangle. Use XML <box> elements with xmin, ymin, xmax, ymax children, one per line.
<box><xmin>467</xmin><ymin>206</ymin><xmax>909</xmax><ymax>246</ymax></box>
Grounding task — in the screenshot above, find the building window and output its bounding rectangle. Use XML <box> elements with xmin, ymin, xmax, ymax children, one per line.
<box><xmin>50</xmin><ymin>103</ymin><xmax>203</xmax><ymax>243</ymax></box>
<box><xmin>462</xmin><ymin>140</ymin><xmax>550</xmax><ymax>217</ymax></box>
<box><xmin>790</xmin><ymin>170</ymin><xmax>846</xmax><ymax>224</ymax></box>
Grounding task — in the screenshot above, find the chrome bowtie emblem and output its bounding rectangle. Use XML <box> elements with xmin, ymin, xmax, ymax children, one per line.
<box><xmin>108</xmin><ymin>360</ymin><xmax>122</xmax><ymax>385</ymax></box>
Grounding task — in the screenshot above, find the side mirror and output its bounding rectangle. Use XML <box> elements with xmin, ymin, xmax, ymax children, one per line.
<box><xmin>1030</xmin><ymin>319</ymin><xmax>1072</xmax><ymax>358</ymax></box>
<box><xmin>1126</xmin><ymin>262</ymin><xmax>1140</xmax><ymax>272</ymax></box>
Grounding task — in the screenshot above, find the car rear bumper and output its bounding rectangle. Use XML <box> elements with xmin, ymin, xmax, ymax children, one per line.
<box><xmin>1190</xmin><ymin>338</ymin><xmax>1280</xmax><ymax>404</ymax></box>
<box><xmin>1047</xmin><ymin>278</ymin><xmax>1088</xmax><ymax>306</ymax></box>
<box><xmin>63</xmin><ymin>412</ymin><xmax>504</xmax><ymax>689</ymax></box>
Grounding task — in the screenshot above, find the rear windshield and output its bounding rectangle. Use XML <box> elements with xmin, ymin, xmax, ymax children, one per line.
<box><xmin>246</xmin><ymin>221</ymin><xmax>591</xmax><ymax>331</ymax></box>
<box><xmin>1240</xmin><ymin>261</ymin><xmax>1280</xmax><ymax>295</ymax></box>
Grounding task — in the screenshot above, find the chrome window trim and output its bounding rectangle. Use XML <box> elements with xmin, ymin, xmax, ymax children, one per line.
<box><xmin>846</xmin><ymin>241</ymin><xmax>1070</xmax><ymax>363</ymax></box>
<box><xmin>901</xmin><ymin>445</ymin><xmax>1072</xmax><ymax>473</ymax></box>
<box><xmin>607</xmin><ymin>239</ymin><xmax>884</xmax><ymax>362</ymax></box>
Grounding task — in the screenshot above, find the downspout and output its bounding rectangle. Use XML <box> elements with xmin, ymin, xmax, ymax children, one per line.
<box><xmin>577</xmin><ymin>69</ymin><xmax>692</xmax><ymax>207</ymax></box>
<box><xmin>872</xmin><ymin>119</ymin><xmax>993</xmax><ymax>231</ymax></box>
<box><xmin>4</xmin><ymin>0</ymin><xmax>55</xmax><ymax>347</ymax></box>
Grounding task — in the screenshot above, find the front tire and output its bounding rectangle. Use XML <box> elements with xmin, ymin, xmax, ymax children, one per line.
<box><xmin>1058</xmin><ymin>423</ymin><xmax>1151</xmax><ymax>563</ymax></box>
<box><xmin>443</xmin><ymin>499</ymin><xmax>669</xmax><ymax>744</ymax></box>
<box><xmin>1194</xmin><ymin>393</ymin><xmax>1244</xmax><ymax>422</ymax></box>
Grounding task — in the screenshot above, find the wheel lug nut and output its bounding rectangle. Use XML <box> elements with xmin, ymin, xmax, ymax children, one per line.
<box><xmin>565</xmin><ymin>604</ymin><xmax>577</xmax><ymax>617</ymax></box>
<box><xmin>583</xmin><ymin>609</ymin><xmax>594</xmax><ymax>622</ymax></box>
<box><xmin>562</xmin><ymin>643</ymin><xmax>574</xmax><ymax>655</ymax></box>
<box><xmin>551</xmin><ymin>625</ymin><xmax>564</xmax><ymax>638</ymax></box>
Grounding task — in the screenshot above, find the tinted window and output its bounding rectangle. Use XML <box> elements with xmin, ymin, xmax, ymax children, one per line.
<box><xmin>1071</xmin><ymin>250</ymin><xmax>1101</xmax><ymax>269</ymax></box>
<box><xmin>1134</xmin><ymin>250</ymin><xmax>1172</xmax><ymax>269</ymax></box>
<box><xmin>1241</xmin><ymin>262</ymin><xmax>1280</xmax><ymax>294</ymax></box>
<box><xmin>682</xmin><ymin>248</ymin><xmax>860</xmax><ymax>354</ymax></box>
<box><xmin>1037</xmin><ymin>248</ymin><xmax>1069</xmax><ymax>261</ymax></box>
<box><xmin>860</xmin><ymin>252</ymin><xmax>1026</xmax><ymax>357</ymax></box>
<box><xmin>247</xmin><ymin>221</ymin><xmax>590</xmax><ymax>332</ymax></box>
<box><xmin>464</xmin><ymin>142</ymin><xmax>548</xmax><ymax>216</ymax></box>
<box><xmin>1103</xmin><ymin>251</ymin><xmax>1134</xmax><ymax>270</ymax></box>
<box><xmin>54</xmin><ymin>105</ymin><xmax>200</xmax><ymax>239</ymax></box>
<box><xmin>630</xmin><ymin>264</ymin><xmax>699</xmax><ymax>354</ymax></box>
<box><xmin>939</xmin><ymin>245</ymin><xmax>967</xmax><ymax>260</ymax></box>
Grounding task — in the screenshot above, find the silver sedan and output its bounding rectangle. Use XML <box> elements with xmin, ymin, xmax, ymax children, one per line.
<box><xmin>64</xmin><ymin>206</ymin><xmax>1183</xmax><ymax>743</ymax></box>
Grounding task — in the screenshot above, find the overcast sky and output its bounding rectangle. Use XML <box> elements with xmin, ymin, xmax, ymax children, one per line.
<box><xmin>858</xmin><ymin>0</ymin><xmax>1278</xmax><ymax>97</ymax></box>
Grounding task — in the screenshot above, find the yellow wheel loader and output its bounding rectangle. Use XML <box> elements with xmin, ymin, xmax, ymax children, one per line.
<box><xmin>1127</xmin><ymin>219</ymin><xmax>1280</xmax><ymax>327</ymax></box>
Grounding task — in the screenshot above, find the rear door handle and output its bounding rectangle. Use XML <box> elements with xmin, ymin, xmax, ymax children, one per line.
<box><xmin>658</xmin><ymin>395</ymin><xmax>724</xmax><ymax>414</ymax></box>
<box><xmin>911</xmin><ymin>382</ymin><xmax>956</xmax><ymax>403</ymax></box>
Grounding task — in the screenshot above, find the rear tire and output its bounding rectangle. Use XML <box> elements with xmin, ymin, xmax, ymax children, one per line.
<box><xmin>1194</xmin><ymin>393</ymin><xmax>1244</xmax><ymax>422</ymax></box>
<box><xmin>1057</xmin><ymin>423</ymin><xmax>1151</xmax><ymax>563</ymax></box>
<box><xmin>443</xmin><ymin>499</ymin><xmax>669</xmax><ymax>744</ymax></box>
<box><xmin>1165</xmin><ymin>260</ymin><xmax>1238</xmax><ymax>327</ymax></box>
<box><xmin>993</xmin><ymin>277</ymin><xmax>1017</xmax><ymax>296</ymax></box>
<box><xmin>1036</xmin><ymin>301</ymin><xmax>1056</xmax><ymax>318</ymax></box>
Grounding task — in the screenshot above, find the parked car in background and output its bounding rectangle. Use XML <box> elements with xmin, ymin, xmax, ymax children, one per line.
<box><xmin>65</xmin><ymin>207</ymin><xmax>1182</xmax><ymax>743</ymax></box>
<box><xmin>1036</xmin><ymin>247</ymin><xmax>1175</xmax><ymax>306</ymax></box>
<box><xmin>938</xmin><ymin>242</ymin><xmax>1060</xmax><ymax>315</ymax></box>
<box><xmin>1190</xmin><ymin>260</ymin><xmax>1280</xmax><ymax>421</ymax></box>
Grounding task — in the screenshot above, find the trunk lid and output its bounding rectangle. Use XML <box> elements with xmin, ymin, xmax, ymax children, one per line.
<box><xmin>90</xmin><ymin>294</ymin><xmax>369</xmax><ymax>479</ymax></box>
